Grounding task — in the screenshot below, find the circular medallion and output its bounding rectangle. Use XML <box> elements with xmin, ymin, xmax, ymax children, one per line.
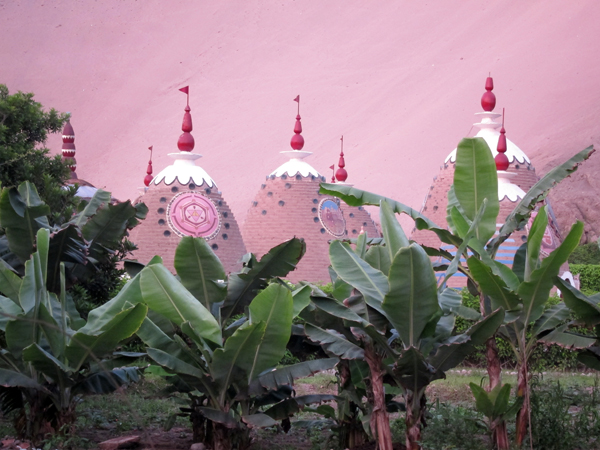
<box><xmin>167</xmin><ymin>191</ymin><xmax>221</xmax><ymax>239</ymax></box>
<box><xmin>318</xmin><ymin>198</ymin><xmax>346</xmax><ymax>237</ymax></box>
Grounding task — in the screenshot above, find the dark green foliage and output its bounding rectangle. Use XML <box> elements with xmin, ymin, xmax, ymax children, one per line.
<box><xmin>569</xmin><ymin>242</ymin><xmax>600</xmax><ymax>265</ymax></box>
<box><xmin>0</xmin><ymin>84</ymin><xmax>76</xmax><ymax>224</ymax></box>
<box><xmin>570</xmin><ymin>264</ymin><xmax>600</xmax><ymax>294</ymax></box>
<box><xmin>415</xmin><ymin>402</ymin><xmax>488</xmax><ymax>450</ymax></box>
<box><xmin>529</xmin><ymin>379</ymin><xmax>600</xmax><ymax>450</ymax></box>
<box><xmin>457</xmin><ymin>290</ymin><xmax>581</xmax><ymax>371</ymax></box>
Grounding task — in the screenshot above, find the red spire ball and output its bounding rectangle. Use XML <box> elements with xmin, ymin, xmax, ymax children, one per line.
<box><xmin>290</xmin><ymin>95</ymin><xmax>304</xmax><ymax>150</ymax></box>
<box><xmin>144</xmin><ymin>146</ymin><xmax>153</xmax><ymax>186</ymax></box>
<box><xmin>495</xmin><ymin>113</ymin><xmax>509</xmax><ymax>171</ymax></box>
<box><xmin>177</xmin><ymin>87</ymin><xmax>195</xmax><ymax>152</ymax></box>
<box><xmin>335</xmin><ymin>136</ymin><xmax>348</xmax><ymax>182</ymax></box>
<box><xmin>481</xmin><ymin>76</ymin><xmax>496</xmax><ymax>112</ymax></box>
<box><xmin>61</xmin><ymin>119</ymin><xmax>77</xmax><ymax>175</ymax></box>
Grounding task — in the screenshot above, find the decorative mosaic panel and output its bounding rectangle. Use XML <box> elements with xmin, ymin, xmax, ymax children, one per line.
<box><xmin>318</xmin><ymin>198</ymin><xmax>346</xmax><ymax>237</ymax></box>
<box><xmin>167</xmin><ymin>191</ymin><xmax>221</xmax><ymax>239</ymax></box>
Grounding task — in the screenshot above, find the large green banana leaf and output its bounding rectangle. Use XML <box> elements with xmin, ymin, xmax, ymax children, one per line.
<box><xmin>524</xmin><ymin>206</ymin><xmax>548</xmax><ymax>280</ymax></box>
<box><xmin>0</xmin><ymin>295</ymin><xmax>23</xmax><ymax>331</ymax></box>
<box><xmin>329</xmin><ymin>240</ymin><xmax>388</xmax><ymax>314</ymax></box>
<box><xmin>467</xmin><ymin>257</ymin><xmax>520</xmax><ymax>312</ymax></box>
<box><xmin>23</xmin><ymin>343</ymin><xmax>72</xmax><ymax>383</ymax></box>
<box><xmin>429</xmin><ymin>308</ymin><xmax>504</xmax><ymax>373</ymax></box>
<box><xmin>252</xmin><ymin>358</ymin><xmax>339</xmax><ymax>391</ymax></box>
<box><xmin>0</xmin><ymin>183</ymin><xmax>50</xmax><ymax>262</ymax></box>
<box><xmin>46</xmin><ymin>224</ymin><xmax>87</xmax><ymax>293</ymax></box>
<box><xmin>0</xmin><ymin>259</ymin><xmax>22</xmax><ymax>303</ymax></box>
<box><xmin>319</xmin><ymin>183</ymin><xmax>461</xmax><ymax>248</ymax></box>
<box><xmin>382</xmin><ymin>244</ymin><xmax>439</xmax><ymax>348</ymax></box>
<box><xmin>304</xmin><ymin>324</ymin><xmax>364</xmax><ymax>359</ymax></box>
<box><xmin>554</xmin><ymin>277</ymin><xmax>600</xmax><ymax>325</ymax></box>
<box><xmin>174</xmin><ymin>236</ymin><xmax>226</xmax><ymax>312</ymax></box>
<box><xmin>140</xmin><ymin>264</ymin><xmax>221</xmax><ymax>345</ymax></box>
<box><xmin>222</xmin><ymin>238</ymin><xmax>305</xmax><ymax>322</ymax></box>
<box><xmin>379</xmin><ymin>200</ymin><xmax>409</xmax><ymax>266</ymax></box>
<box><xmin>490</xmin><ymin>146</ymin><xmax>594</xmax><ymax>253</ymax></box>
<box><xmin>69</xmin><ymin>189</ymin><xmax>112</xmax><ymax>228</ymax></box>
<box><xmin>246</xmin><ymin>284</ymin><xmax>293</xmax><ymax>381</ymax></box>
<box><xmin>453</xmin><ymin>137</ymin><xmax>499</xmax><ymax>244</ymax></box>
<box><xmin>65</xmin><ymin>303</ymin><xmax>148</xmax><ymax>369</ymax></box>
<box><xmin>211</xmin><ymin>322</ymin><xmax>267</xmax><ymax>401</ymax></box>
<box><xmin>518</xmin><ymin>221</ymin><xmax>583</xmax><ymax>325</ymax></box>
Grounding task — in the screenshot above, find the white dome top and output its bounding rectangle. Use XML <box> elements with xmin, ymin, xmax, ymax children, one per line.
<box><xmin>497</xmin><ymin>171</ymin><xmax>526</xmax><ymax>202</ymax></box>
<box><xmin>152</xmin><ymin>152</ymin><xmax>216</xmax><ymax>188</ymax></box>
<box><xmin>445</xmin><ymin>112</ymin><xmax>530</xmax><ymax>165</ymax></box>
<box><xmin>270</xmin><ymin>150</ymin><xmax>321</xmax><ymax>178</ymax></box>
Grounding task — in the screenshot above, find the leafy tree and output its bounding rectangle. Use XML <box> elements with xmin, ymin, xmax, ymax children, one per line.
<box><xmin>0</xmin><ymin>84</ymin><xmax>76</xmax><ymax>224</ymax></box>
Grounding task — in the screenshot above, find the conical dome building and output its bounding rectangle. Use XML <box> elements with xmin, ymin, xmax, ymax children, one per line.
<box><xmin>243</xmin><ymin>97</ymin><xmax>348</xmax><ymax>283</ymax></box>
<box><xmin>329</xmin><ymin>136</ymin><xmax>380</xmax><ymax>239</ymax></box>
<box><xmin>411</xmin><ymin>77</ymin><xmax>562</xmax><ymax>287</ymax></box>
<box><xmin>129</xmin><ymin>88</ymin><xmax>246</xmax><ymax>273</ymax></box>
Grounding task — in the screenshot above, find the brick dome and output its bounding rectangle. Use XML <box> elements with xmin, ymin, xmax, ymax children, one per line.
<box><xmin>410</xmin><ymin>79</ymin><xmax>563</xmax><ymax>288</ymax></box>
<box><xmin>129</xmin><ymin>93</ymin><xmax>246</xmax><ymax>273</ymax></box>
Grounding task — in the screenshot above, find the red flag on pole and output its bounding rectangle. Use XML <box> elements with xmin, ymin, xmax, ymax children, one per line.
<box><xmin>179</xmin><ymin>86</ymin><xmax>189</xmax><ymax>94</ymax></box>
<box><xmin>329</xmin><ymin>165</ymin><xmax>335</xmax><ymax>170</ymax></box>
<box><xmin>293</xmin><ymin>95</ymin><xmax>299</xmax><ymax>102</ymax></box>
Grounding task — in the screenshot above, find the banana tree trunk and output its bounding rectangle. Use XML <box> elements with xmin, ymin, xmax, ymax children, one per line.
<box><xmin>485</xmin><ymin>337</ymin><xmax>509</xmax><ymax>449</ymax></box>
<box><xmin>364</xmin><ymin>341</ymin><xmax>393</xmax><ymax>450</ymax></box>
<box><xmin>338</xmin><ymin>361</ymin><xmax>368</xmax><ymax>449</ymax></box>
<box><xmin>515</xmin><ymin>362</ymin><xmax>530</xmax><ymax>446</ymax></box>
<box><xmin>405</xmin><ymin>389</ymin><xmax>426</xmax><ymax>450</ymax></box>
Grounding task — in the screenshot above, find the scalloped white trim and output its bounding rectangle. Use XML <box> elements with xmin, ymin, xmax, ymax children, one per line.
<box><xmin>444</xmin><ymin>128</ymin><xmax>531</xmax><ymax>165</ymax></box>
<box><xmin>497</xmin><ymin>171</ymin><xmax>526</xmax><ymax>202</ymax></box>
<box><xmin>152</xmin><ymin>152</ymin><xmax>217</xmax><ymax>188</ymax></box>
<box><xmin>270</xmin><ymin>152</ymin><xmax>321</xmax><ymax>178</ymax></box>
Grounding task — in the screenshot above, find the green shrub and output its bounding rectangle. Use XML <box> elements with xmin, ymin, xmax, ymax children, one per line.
<box><xmin>570</xmin><ymin>264</ymin><xmax>600</xmax><ymax>293</ymax></box>
<box><xmin>569</xmin><ymin>241</ymin><xmax>600</xmax><ymax>265</ymax></box>
<box><xmin>529</xmin><ymin>378</ymin><xmax>600</xmax><ymax>450</ymax></box>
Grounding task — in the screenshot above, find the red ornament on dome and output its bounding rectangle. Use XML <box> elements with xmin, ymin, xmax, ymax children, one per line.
<box><xmin>61</xmin><ymin>119</ymin><xmax>77</xmax><ymax>175</ymax></box>
<box><xmin>144</xmin><ymin>146</ymin><xmax>153</xmax><ymax>186</ymax></box>
<box><xmin>177</xmin><ymin>86</ymin><xmax>195</xmax><ymax>152</ymax></box>
<box><xmin>481</xmin><ymin>76</ymin><xmax>496</xmax><ymax>112</ymax></box>
<box><xmin>335</xmin><ymin>135</ymin><xmax>348</xmax><ymax>182</ymax></box>
<box><xmin>290</xmin><ymin>95</ymin><xmax>305</xmax><ymax>150</ymax></box>
<box><xmin>495</xmin><ymin>109</ymin><xmax>509</xmax><ymax>171</ymax></box>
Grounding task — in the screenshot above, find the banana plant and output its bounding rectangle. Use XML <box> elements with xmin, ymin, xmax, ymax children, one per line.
<box><xmin>93</xmin><ymin>236</ymin><xmax>338</xmax><ymax>450</ymax></box>
<box><xmin>320</xmin><ymin>140</ymin><xmax>595</xmax><ymax>449</ymax></box>
<box><xmin>469</xmin><ymin>382</ymin><xmax>523</xmax><ymax>441</ymax></box>
<box><xmin>303</xmin><ymin>202</ymin><xmax>504</xmax><ymax>450</ymax></box>
<box><xmin>0</xmin><ymin>228</ymin><xmax>147</xmax><ymax>444</ymax></box>
<box><xmin>0</xmin><ymin>181</ymin><xmax>147</xmax><ymax>294</ymax></box>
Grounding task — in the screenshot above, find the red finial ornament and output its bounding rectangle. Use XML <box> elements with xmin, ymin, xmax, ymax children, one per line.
<box><xmin>495</xmin><ymin>109</ymin><xmax>509</xmax><ymax>171</ymax></box>
<box><xmin>335</xmin><ymin>135</ymin><xmax>348</xmax><ymax>182</ymax></box>
<box><xmin>329</xmin><ymin>164</ymin><xmax>336</xmax><ymax>183</ymax></box>
<box><xmin>290</xmin><ymin>95</ymin><xmax>305</xmax><ymax>150</ymax></box>
<box><xmin>177</xmin><ymin>86</ymin><xmax>195</xmax><ymax>152</ymax></box>
<box><xmin>144</xmin><ymin>146</ymin><xmax>154</xmax><ymax>186</ymax></box>
<box><xmin>481</xmin><ymin>75</ymin><xmax>496</xmax><ymax>112</ymax></box>
<box><xmin>61</xmin><ymin>118</ymin><xmax>77</xmax><ymax>176</ymax></box>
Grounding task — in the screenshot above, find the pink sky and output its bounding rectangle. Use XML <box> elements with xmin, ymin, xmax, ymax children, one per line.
<box><xmin>2</xmin><ymin>0</ymin><xmax>599</xmax><ymax>231</ymax></box>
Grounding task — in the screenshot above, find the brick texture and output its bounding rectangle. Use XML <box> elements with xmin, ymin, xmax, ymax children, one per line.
<box><xmin>129</xmin><ymin>180</ymin><xmax>246</xmax><ymax>274</ymax></box>
<box><xmin>242</xmin><ymin>174</ymin><xmax>380</xmax><ymax>283</ymax></box>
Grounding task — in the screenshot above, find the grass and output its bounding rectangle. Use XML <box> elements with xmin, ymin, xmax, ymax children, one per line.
<box><xmin>75</xmin><ymin>373</ymin><xmax>187</xmax><ymax>434</ymax></box>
